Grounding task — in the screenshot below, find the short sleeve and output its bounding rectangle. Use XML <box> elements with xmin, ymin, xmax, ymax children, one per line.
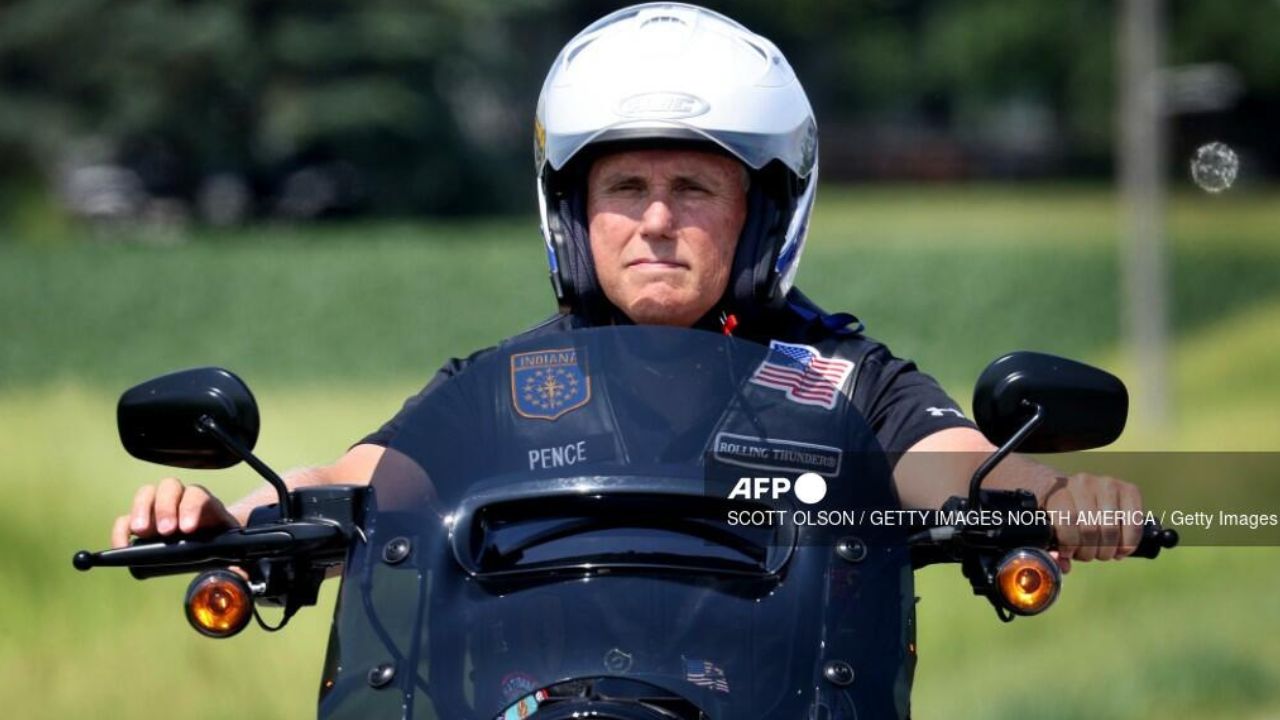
<box><xmin>357</xmin><ymin>314</ymin><xmax>575</xmax><ymax>449</ymax></box>
<box><xmin>355</xmin><ymin>357</ymin><xmax>470</xmax><ymax>448</ymax></box>
<box><xmin>852</xmin><ymin>346</ymin><xmax>976</xmax><ymax>459</ymax></box>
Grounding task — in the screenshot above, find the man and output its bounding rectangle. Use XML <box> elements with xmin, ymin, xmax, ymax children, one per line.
<box><xmin>112</xmin><ymin>3</ymin><xmax>1142</xmax><ymax>569</ymax></box>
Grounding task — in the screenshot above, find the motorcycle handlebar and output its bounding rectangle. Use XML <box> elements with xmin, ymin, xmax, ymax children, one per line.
<box><xmin>908</xmin><ymin>503</ymin><xmax>1179</xmax><ymax>563</ymax></box>
<box><xmin>1130</xmin><ymin>522</ymin><xmax>1180</xmax><ymax>559</ymax></box>
<box><xmin>72</xmin><ymin>521</ymin><xmax>348</xmax><ymax>578</ymax></box>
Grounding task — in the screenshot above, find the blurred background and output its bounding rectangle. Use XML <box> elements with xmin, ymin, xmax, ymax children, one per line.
<box><xmin>2</xmin><ymin>0</ymin><xmax>1278</xmax><ymax>717</ymax></box>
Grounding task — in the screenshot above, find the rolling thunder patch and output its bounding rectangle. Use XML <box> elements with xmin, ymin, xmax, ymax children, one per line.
<box><xmin>713</xmin><ymin>432</ymin><xmax>843</xmax><ymax>477</ymax></box>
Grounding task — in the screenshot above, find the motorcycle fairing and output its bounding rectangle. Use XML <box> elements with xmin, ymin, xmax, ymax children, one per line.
<box><xmin>319</xmin><ymin>326</ymin><xmax>915</xmax><ymax>720</ymax></box>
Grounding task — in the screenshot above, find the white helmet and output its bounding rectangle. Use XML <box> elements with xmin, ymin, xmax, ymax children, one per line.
<box><xmin>535</xmin><ymin>2</ymin><xmax>818</xmax><ymax>323</ymax></box>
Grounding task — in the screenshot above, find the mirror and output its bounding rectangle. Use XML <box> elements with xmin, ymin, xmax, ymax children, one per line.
<box><xmin>117</xmin><ymin>367</ymin><xmax>259</xmax><ymax>469</ymax></box>
<box><xmin>972</xmin><ymin>352</ymin><xmax>1127</xmax><ymax>453</ymax></box>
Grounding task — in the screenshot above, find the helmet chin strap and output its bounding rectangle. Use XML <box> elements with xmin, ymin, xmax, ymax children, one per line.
<box><xmin>547</xmin><ymin>165</ymin><xmax>613</xmax><ymax>325</ymax></box>
<box><xmin>724</xmin><ymin>163</ymin><xmax>791</xmax><ymax>326</ymax></box>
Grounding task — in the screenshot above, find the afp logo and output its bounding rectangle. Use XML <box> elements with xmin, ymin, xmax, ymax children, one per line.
<box><xmin>728</xmin><ymin>472</ymin><xmax>827</xmax><ymax>505</ymax></box>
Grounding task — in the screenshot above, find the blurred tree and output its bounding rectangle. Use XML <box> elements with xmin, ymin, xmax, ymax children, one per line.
<box><xmin>0</xmin><ymin>0</ymin><xmax>1277</xmax><ymax>219</ymax></box>
<box><xmin>918</xmin><ymin>1</ymin><xmax>1114</xmax><ymax>166</ymax></box>
<box><xmin>0</xmin><ymin>0</ymin><xmax>560</xmax><ymax>216</ymax></box>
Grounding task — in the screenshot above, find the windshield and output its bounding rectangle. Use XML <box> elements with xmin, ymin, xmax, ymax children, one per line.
<box><xmin>318</xmin><ymin>326</ymin><xmax>912</xmax><ymax>720</ymax></box>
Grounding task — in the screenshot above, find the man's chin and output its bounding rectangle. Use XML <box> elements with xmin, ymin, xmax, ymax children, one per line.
<box><xmin>620</xmin><ymin>294</ymin><xmax>706</xmax><ymax>328</ymax></box>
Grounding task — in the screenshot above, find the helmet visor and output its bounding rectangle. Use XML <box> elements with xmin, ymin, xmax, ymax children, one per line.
<box><xmin>542</xmin><ymin>119</ymin><xmax>817</xmax><ymax>179</ymax></box>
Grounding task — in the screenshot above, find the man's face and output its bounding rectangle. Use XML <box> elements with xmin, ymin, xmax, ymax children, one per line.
<box><xmin>586</xmin><ymin>149</ymin><xmax>748</xmax><ymax>327</ymax></box>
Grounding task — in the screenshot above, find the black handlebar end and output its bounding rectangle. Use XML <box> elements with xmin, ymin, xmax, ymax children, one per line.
<box><xmin>1130</xmin><ymin>523</ymin><xmax>1180</xmax><ymax>559</ymax></box>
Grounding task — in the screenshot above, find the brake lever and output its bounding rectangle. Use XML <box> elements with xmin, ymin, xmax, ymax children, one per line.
<box><xmin>74</xmin><ymin>485</ymin><xmax>369</xmax><ymax>576</ymax></box>
<box><xmin>72</xmin><ymin>521</ymin><xmax>347</xmax><ymax>576</ymax></box>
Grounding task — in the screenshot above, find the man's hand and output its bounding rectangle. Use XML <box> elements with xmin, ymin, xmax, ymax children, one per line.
<box><xmin>109</xmin><ymin>443</ymin><xmax>386</xmax><ymax>550</ymax></box>
<box><xmin>1042</xmin><ymin>473</ymin><xmax>1145</xmax><ymax>571</ymax></box>
<box><xmin>898</xmin><ymin>428</ymin><xmax>1146</xmax><ymax>573</ymax></box>
<box><xmin>111</xmin><ymin>477</ymin><xmax>238</xmax><ymax>548</ymax></box>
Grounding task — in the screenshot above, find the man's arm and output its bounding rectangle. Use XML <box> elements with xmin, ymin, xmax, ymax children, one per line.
<box><xmin>894</xmin><ymin>427</ymin><xmax>1144</xmax><ymax>569</ymax></box>
<box><xmin>224</xmin><ymin>444</ymin><xmax>386</xmax><ymax>524</ymax></box>
<box><xmin>111</xmin><ymin>444</ymin><xmax>386</xmax><ymax>548</ymax></box>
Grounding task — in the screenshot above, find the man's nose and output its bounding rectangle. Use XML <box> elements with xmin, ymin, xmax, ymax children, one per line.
<box><xmin>638</xmin><ymin>196</ymin><xmax>676</xmax><ymax>239</ymax></box>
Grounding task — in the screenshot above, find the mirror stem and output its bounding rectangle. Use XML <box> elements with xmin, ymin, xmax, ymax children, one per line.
<box><xmin>967</xmin><ymin>401</ymin><xmax>1044</xmax><ymax>510</ymax></box>
<box><xmin>197</xmin><ymin>415</ymin><xmax>294</xmax><ymax>522</ymax></box>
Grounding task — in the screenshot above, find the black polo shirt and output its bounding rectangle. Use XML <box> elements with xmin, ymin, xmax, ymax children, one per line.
<box><xmin>359</xmin><ymin>291</ymin><xmax>974</xmax><ymax>465</ymax></box>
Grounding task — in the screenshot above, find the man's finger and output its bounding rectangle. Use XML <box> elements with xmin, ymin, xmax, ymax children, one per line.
<box><xmin>111</xmin><ymin>514</ymin><xmax>131</xmax><ymax>549</ymax></box>
<box><xmin>1095</xmin><ymin>478</ymin><xmax>1122</xmax><ymax>561</ymax></box>
<box><xmin>1049</xmin><ymin>549</ymin><xmax>1072</xmax><ymax>574</ymax></box>
<box><xmin>153</xmin><ymin>477</ymin><xmax>184</xmax><ymax>535</ymax></box>
<box><xmin>178</xmin><ymin>483</ymin><xmax>212</xmax><ymax>533</ymax></box>
<box><xmin>1050</xmin><ymin>476</ymin><xmax>1081</xmax><ymax>559</ymax></box>
<box><xmin>1117</xmin><ymin>481</ymin><xmax>1144</xmax><ymax>558</ymax></box>
<box><xmin>1069</xmin><ymin>475</ymin><xmax>1100</xmax><ymax>562</ymax></box>
<box><xmin>129</xmin><ymin>484</ymin><xmax>158</xmax><ymax>537</ymax></box>
<box><xmin>179</xmin><ymin>484</ymin><xmax>236</xmax><ymax>534</ymax></box>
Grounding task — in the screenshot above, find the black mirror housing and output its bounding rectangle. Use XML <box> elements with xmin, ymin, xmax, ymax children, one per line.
<box><xmin>117</xmin><ymin>367</ymin><xmax>260</xmax><ymax>469</ymax></box>
<box><xmin>973</xmin><ymin>352</ymin><xmax>1128</xmax><ymax>453</ymax></box>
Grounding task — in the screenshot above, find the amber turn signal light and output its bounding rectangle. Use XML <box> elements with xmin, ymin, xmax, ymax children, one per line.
<box><xmin>995</xmin><ymin>548</ymin><xmax>1060</xmax><ymax>616</ymax></box>
<box><xmin>185</xmin><ymin>569</ymin><xmax>253</xmax><ymax>638</ymax></box>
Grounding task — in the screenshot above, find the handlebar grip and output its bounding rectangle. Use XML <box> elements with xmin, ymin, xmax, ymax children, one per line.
<box><xmin>1129</xmin><ymin>521</ymin><xmax>1179</xmax><ymax>559</ymax></box>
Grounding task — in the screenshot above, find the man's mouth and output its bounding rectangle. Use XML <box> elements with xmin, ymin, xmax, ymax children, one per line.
<box><xmin>626</xmin><ymin>259</ymin><xmax>686</xmax><ymax>269</ymax></box>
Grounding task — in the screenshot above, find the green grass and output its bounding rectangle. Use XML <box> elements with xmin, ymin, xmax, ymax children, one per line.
<box><xmin>912</xmin><ymin>547</ymin><xmax>1280</xmax><ymax>719</ymax></box>
<box><xmin>0</xmin><ymin>382</ymin><xmax>398</xmax><ymax>719</ymax></box>
<box><xmin>2</xmin><ymin>184</ymin><xmax>1278</xmax><ymax>718</ymax></box>
<box><xmin>0</xmin><ymin>221</ymin><xmax>560</xmax><ymax>389</ymax></box>
<box><xmin>4</xmin><ymin>185</ymin><xmax>1278</xmax><ymax>392</ymax></box>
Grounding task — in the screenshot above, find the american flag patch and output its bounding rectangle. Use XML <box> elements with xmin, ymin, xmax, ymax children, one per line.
<box><xmin>748</xmin><ymin>341</ymin><xmax>854</xmax><ymax>410</ymax></box>
<box><xmin>684</xmin><ymin>657</ymin><xmax>730</xmax><ymax>694</ymax></box>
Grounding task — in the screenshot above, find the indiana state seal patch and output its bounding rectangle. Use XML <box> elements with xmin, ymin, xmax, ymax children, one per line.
<box><xmin>510</xmin><ymin>347</ymin><xmax>590</xmax><ymax>421</ymax></box>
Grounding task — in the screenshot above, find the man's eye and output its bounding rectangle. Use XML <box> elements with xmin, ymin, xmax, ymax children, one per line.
<box><xmin>675</xmin><ymin>182</ymin><xmax>710</xmax><ymax>194</ymax></box>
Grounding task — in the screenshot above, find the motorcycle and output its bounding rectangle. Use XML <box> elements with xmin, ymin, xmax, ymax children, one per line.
<box><xmin>74</xmin><ymin>325</ymin><xmax>1176</xmax><ymax>719</ymax></box>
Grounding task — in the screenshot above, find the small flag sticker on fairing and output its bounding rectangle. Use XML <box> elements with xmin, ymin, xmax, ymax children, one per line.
<box><xmin>684</xmin><ymin>657</ymin><xmax>730</xmax><ymax>694</ymax></box>
<box><xmin>749</xmin><ymin>341</ymin><xmax>854</xmax><ymax>410</ymax></box>
<box><xmin>500</xmin><ymin>689</ymin><xmax>548</xmax><ymax>719</ymax></box>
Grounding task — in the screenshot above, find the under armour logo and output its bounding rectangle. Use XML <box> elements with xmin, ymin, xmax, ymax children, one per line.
<box><xmin>926</xmin><ymin>407</ymin><xmax>965</xmax><ymax>418</ymax></box>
